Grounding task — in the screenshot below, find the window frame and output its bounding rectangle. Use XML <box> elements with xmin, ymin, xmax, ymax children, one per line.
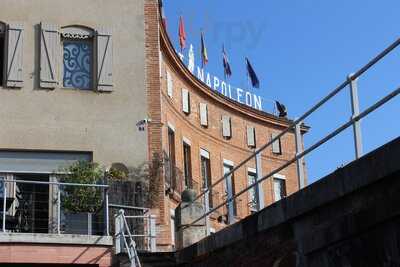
<box><xmin>200</xmin><ymin>149</ymin><xmax>213</xmax><ymax>208</ymax></box>
<box><xmin>183</xmin><ymin>139</ymin><xmax>192</xmax><ymax>189</ymax></box>
<box><xmin>273</xmin><ymin>174</ymin><xmax>287</xmax><ymax>201</ymax></box>
<box><xmin>247</xmin><ymin>168</ymin><xmax>258</xmax><ymax>213</ymax></box>
<box><xmin>223</xmin><ymin>160</ymin><xmax>237</xmax><ymax>217</ymax></box>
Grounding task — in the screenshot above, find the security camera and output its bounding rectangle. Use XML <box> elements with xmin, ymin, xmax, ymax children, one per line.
<box><xmin>136</xmin><ymin>118</ymin><xmax>152</xmax><ymax>132</ymax></box>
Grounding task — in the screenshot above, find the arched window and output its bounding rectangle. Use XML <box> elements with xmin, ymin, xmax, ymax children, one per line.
<box><xmin>39</xmin><ymin>23</ymin><xmax>113</xmax><ymax>91</ymax></box>
<box><xmin>61</xmin><ymin>26</ymin><xmax>95</xmax><ymax>90</ymax></box>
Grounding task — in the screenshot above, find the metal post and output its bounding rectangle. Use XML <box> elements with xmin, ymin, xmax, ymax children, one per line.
<box><xmin>203</xmin><ymin>188</ymin><xmax>210</xmax><ymax>236</ymax></box>
<box><xmin>115</xmin><ymin>210</ymin><xmax>123</xmax><ymax>254</ymax></box>
<box><xmin>348</xmin><ymin>74</ymin><xmax>363</xmax><ymax>159</ymax></box>
<box><xmin>104</xmin><ymin>188</ymin><xmax>110</xmax><ymax>236</ymax></box>
<box><xmin>295</xmin><ymin>120</ymin><xmax>306</xmax><ymax>189</ymax></box>
<box><xmin>254</xmin><ymin>152</ymin><xmax>265</xmax><ymax>210</ymax></box>
<box><xmin>2</xmin><ymin>182</ymin><xmax>6</xmax><ymax>232</ymax></box>
<box><xmin>149</xmin><ymin>215</ymin><xmax>157</xmax><ymax>252</ymax></box>
<box><xmin>147</xmin><ymin>215</ymin><xmax>151</xmax><ymax>251</ymax></box>
<box><xmin>57</xmin><ymin>185</ymin><xmax>61</xmax><ymax>234</ymax></box>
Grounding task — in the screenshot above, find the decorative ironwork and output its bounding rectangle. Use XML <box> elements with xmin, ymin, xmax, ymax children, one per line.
<box><xmin>63</xmin><ymin>40</ymin><xmax>93</xmax><ymax>90</ymax></box>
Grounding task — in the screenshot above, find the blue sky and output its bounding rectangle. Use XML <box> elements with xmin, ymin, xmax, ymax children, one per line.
<box><xmin>163</xmin><ymin>0</ymin><xmax>400</xmax><ymax>183</ymax></box>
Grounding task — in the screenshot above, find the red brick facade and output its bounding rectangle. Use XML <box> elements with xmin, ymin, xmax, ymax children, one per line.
<box><xmin>0</xmin><ymin>244</ymin><xmax>112</xmax><ymax>266</ymax></box>
<box><xmin>144</xmin><ymin>2</ymin><xmax>308</xmax><ymax>251</ymax></box>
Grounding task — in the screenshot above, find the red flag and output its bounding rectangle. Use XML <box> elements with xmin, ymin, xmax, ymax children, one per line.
<box><xmin>178</xmin><ymin>16</ymin><xmax>186</xmax><ymax>51</ymax></box>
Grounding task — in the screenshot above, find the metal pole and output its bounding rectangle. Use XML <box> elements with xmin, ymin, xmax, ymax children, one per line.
<box><xmin>204</xmin><ymin>188</ymin><xmax>210</xmax><ymax>236</ymax></box>
<box><xmin>147</xmin><ymin>215</ymin><xmax>151</xmax><ymax>251</ymax></box>
<box><xmin>254</xmin><ymin>152</ymin><xmax>265</xmax><ymax>210</ymax></box>
<box><xmin>348</xmin><ymin>74</ymin><xmax>363</xmax><ymax>159</ymax></box>
<box><xmin>105</xmin><ymin>188</ymin><xmax>110</xmax><ymax>236</ymax></box>
<box><xmin>57</xmin><ymin>185</ymin><xmax>61</xmax><ymax>234</ymax></box>
<box><xmin>295</xmin><ymin>120</ymin><xmax>306</xmax><ymax>189</ymax></box>
<box><xmin>2</xmin><ymin>183</ymin><xmax>6</xmax><ymax>232</ymax></box>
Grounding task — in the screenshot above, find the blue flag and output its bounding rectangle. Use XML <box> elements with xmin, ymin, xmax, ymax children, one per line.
<box><xmin>246</xmin><ymin>58</ymin><xmax>260</xmax><ymax>88</ymax></box>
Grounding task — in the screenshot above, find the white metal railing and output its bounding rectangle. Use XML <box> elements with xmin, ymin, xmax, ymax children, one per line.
<box><xmin>183</xmin><ymin>36</ymin><xmax>400</xmax><ymax>230</ymax></box>
<box><xmin>0</xmin><ymin>178</ymin><xmax>110</xmax><ymax>235</ymax></box>
<box><xmin>115</xmin><ymin>209</ymin><xmax>157</xmax><ymax>267</ymax></box>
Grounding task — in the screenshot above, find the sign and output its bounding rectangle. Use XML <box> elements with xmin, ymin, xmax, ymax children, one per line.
<box><xmin>179</xmin><ymin>44</ymin><xmax>263</xmax><ymax>111</ymax></box>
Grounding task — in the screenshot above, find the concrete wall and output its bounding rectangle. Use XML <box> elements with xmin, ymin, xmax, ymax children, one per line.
<box><xmin>0</xmin><ymin>0</ymin><xmax>148</xmax><ymax>168</ymax></box>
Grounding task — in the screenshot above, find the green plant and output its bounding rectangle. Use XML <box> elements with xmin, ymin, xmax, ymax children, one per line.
<box><xmin>61</xmin><ymin>161</ymin><xmax>104</xmax><ymax>213</ymax></box>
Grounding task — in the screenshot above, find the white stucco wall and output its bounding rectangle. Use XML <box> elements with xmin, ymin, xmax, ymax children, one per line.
<box><xmin>0</xmin><ymin>0</ymin><xmax>148</xmax><ymax>169</ymax></box>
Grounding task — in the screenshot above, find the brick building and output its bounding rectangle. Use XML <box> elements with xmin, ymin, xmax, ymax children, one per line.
<box><xmin>0</xmin><ymin>0</ymin><xmax>307</xmax><ymax>264</ymax></box>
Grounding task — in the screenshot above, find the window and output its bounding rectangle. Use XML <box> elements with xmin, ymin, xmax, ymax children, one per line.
<box><xmin>168</xmin><ymin>127</ymin><xmax>176</xmax><ymax>168</ymax></box>
<box><xmin>222</xmin><ymin>115</ymin><xmax>232</xmax><ymax>139</ymax></box>
<box><xmin>62</xmin><ymin>39</ymin><xmax>94</xmax><ymax>89</ymax></box>
<box><xmin>247</xmin><ymin>170</ymin><xmax>258</xmax><ymax>213</ymax></box>
<box><xmin>61</xmin><ymin>27</ymin><xmax>95</xmax><ymax>90</ymax></box>
<box><xmin>0</xmin><ymin>24</ymin><xmax>4</xmax><ymax>87</ymax></box>
<box><xmin>167</xmin><ymin>71</ymin><xmax>173</xmax><ymax>97</ymax></box>
<box><xmin>39</xmin><ymin>24</ymin><xmax>113</xmax><ymax>91</ymax></box>
<box><xmin>271</xmin><ymin>132</ymin><xmax>282</xmax><ymax>155</ymax></box>
<box><xmin>247</xmin><ymin>126</ymin><xmax>256</xmax><ymax>148</ymax></box>
<box><xmin>200</xmin><ymin>149</ymin><xmax>212</xmax><ymax>208</ymax></box>
<box><xmin>223</xmin><ymin>162</ymin><xmax>237</xmax><ymax>220</ymax></box>
<box><xmin>183</xmin><ymin>141</ymin><xmax>192</xmax><ymax>188</ymax></box>
<box><xmin>165</xmin><ymin>127</ymin><xmax>176</xmax><ymax>189</ymax></box>
<box><xmin>199</xmin><ymin>103</ymin><xmax>208</xmax><ymax>127</ymax></box>
<box><xmin>182</xmin><ymin>88</ymin><xmax>190</xmax><ymax>114</ymax></box>
<box><xmin>273</xmin><ymin>175</ymin><xmax>287</xmax><ymax>201</ymax></box>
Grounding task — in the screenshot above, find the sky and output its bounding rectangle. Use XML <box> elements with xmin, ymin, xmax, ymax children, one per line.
<box><xmin>163</xmin><ymin>0</ymin><xmax>400</xmax><ymax>184</ymax></box>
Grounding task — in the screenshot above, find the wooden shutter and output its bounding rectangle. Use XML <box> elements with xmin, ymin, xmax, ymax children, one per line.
<box><xmin>272</xmin><ymin>133</ymin><xmax>282</xmax><ymax>154</ymax></box>
<box><xmin>199</xmin><ymin>103</ymin><xmax>208</xmax><ymax>127</ymax></box>
<box><xmin>6</xmin><ymin>23</ymin><xmax>24</xmax><ymax>88</ymax></box>
<box><xmin>167</xmin><ymin>71</ymin><xmax>173</xmax><ymax>97</ymax></box>
<box><xmin>40</xmin><ymin>23</ymin><xmax>59</xmax><ymax>89</ymax></box>
<box><xmin>97</xmin><ymin>27</ymin><xmax>113</xmax><ymax>91</ymax></box>
<box><xmin>247</xmin><ymin>126</ymin><xmax>256</xmax><ymax>147</ymax></box>
<box><xmin>222</xmin><ymin>115</ymin><xmax>232</xmax><ymax>138</ymax></box>
<box><xmin>182</xmin><ymin>88</ymin><xmax>190</xmax><ymax>113</ymax></box>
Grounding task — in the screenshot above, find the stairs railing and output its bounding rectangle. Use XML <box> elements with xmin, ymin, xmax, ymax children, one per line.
<box><xmin>115</xmin><ymin>209</ymin><xmax>142</xmax><ymax>267</ymax></box>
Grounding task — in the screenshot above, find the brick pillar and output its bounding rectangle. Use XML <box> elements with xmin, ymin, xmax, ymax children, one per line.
<box><xmin>144</xmin><ymin>0</ymin><xmax>165</xmax><ymax>224</ymax></box>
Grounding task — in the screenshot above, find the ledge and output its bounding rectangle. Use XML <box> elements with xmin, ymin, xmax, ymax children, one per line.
<box><xmin>0</xmin><ymin>233</ymin><xmax>113</xmax><ymax>246</ymax></box>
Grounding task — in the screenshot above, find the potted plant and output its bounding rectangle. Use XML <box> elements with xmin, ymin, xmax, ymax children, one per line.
<box><xmin>60</xmin><ymin>161</ymin><xmax>104</xmax><ymax>235</ymax></box>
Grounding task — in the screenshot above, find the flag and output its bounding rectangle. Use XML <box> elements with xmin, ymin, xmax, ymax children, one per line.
<box><xmin>275</xmin><ymin>101</ymin><xmax>287</xmax><ymax>118</ymax></box>
<box><xmin>201</xmin><ymin>31</ymin><xmax>208</xmax><ymax>67</ymax></box>
<box><xmin>178</xmin><ymin>16</ymin><xmax>186</xmax><ymax>51</ymax></box>
<box><xmin>159</xmin><ymin>0</ymin><xmax>167</xmax><ymax>28</ymax></box>
<box><xmin>246</xmin><ymin>57</ymin><xmax>260</xmax><ymax>88</ymax></box>
<box><xmin>222</xmin><ymin>44</ymin><xmax>232</xmax><ymax>79</ymax></box>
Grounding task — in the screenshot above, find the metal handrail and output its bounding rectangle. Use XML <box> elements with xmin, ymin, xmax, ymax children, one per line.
<box><xmin>183</xmin><ymin>36</ymin><xmax>400</xmax><ymax>210</ymax></box>
<box><xmin>183</xmin><ymin>36</ymin><xmax>400</xmax><ymax>228</ymax></box>
<box><xmin>121</xmin><ymin>211</ymin><xmax>141</xmax><ymax>267</ymax></box>
<box><xmin>188</xmin><ymin>85</ymin><xmax>400</xmax><ymax>227</ymax></box>
<box><xmin>0</xmin><ymin>178</ymin><xmax>109</xmax><ymax>188</ymax></box>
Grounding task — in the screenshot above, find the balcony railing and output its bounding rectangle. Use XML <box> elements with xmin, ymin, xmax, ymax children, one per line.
<box><xmin>0</xmin><ymin>178</ymin><xmax>157</xmax><ymax>251</ymax></box>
